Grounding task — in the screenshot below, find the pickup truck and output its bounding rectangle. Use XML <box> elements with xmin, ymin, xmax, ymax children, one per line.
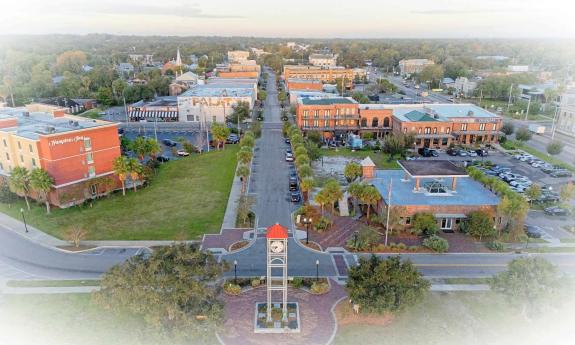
<box><xmin>528</xmin><ymin>124</ymin><xmax>545</xmax><ymax>135</ymax></box>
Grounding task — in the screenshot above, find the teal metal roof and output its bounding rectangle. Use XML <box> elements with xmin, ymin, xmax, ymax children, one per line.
<box><xmin>300</xmin><ymin>98</ymin><xmax>355</xmax><ymax>105</ymax></box>
<box><xmin>404</xmin><ymin>110</ymin><xmax>439</xmax><ymax>122</ymax></box>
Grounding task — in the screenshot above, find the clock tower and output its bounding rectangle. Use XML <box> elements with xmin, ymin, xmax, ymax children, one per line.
<box><xmin>266</xmin><ymin>223</ymin><xmax>289</xmax><ymax>322</ymax></box>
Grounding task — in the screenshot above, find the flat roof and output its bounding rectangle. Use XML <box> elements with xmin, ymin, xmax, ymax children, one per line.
<box><xmin>299</xmin><ymin>97</ymin><xmax>356</xmax><ymax>105</ymax></box>
<box><xmin>179</xmin><ymin>85</ymin><xmax>254</xmax><ymax>98</ymax></box>
<box><xmin>388</xmin><ymin>104</ymin><xmax>500</xmax><ymax>121</ymax></box>
<box><xmin>0</xmin><ymin>108</ymin><xmax>115</xmax><ymax>140</ymax></box>
<box><xmin>398</xmin><ymin>160</ymin><xmax>468</xmax><ymax>177</ymax></box>
<box><xmin>372</xmin><ymin>170</ymin><xmax>499</xmax><ymax>207</ymax></box>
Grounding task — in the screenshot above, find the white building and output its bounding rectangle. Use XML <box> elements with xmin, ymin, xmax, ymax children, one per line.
<box><xmin>507</xmin><ymin>65</ymin><xmax>529</xmax><ymax>73</ymax></box>
<box><xmin>309</xmin><ymin>53</ymin><xmax>338</xmax><ymax>67</ymax></box>
<box><xmin>116</xmin><ymin>63</ymin><xmax>134</xmax><ymax>75</ymax></box>
<box><xmin>453</xmin><ymin>77</ymin><xmax>478</xmax><ymax>97</ymax></box>
<box><xmin>398</xmin><ymin>59</ymin><xmax>434</xmax><ymax>76</ymax></box>
<box><xmin>556</xmin><ymin>84</ymin><xmax>575</xmax><ymax>137</ymax></box>
<box><xmin>177</xmin><ymin>85</ymin><xmax>255</xmax><ymax>123</ymax></box>
<box><xmin>227</xmin><ymin>51</ymin><xmax>250</xmax><ymax>64</ymax></box>
<box><xmin>176</xmin><ymin>72</ymin><xmax>201</xmax><ymax>87</ymax></box>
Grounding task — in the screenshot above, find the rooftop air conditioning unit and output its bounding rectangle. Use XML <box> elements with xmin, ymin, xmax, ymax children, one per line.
<box><xmin>467</xmin><ymin>111</ymin><xmax>474</xmax><ymax>117</ymax></box>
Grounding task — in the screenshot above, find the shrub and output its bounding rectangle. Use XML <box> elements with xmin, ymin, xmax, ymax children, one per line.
<box><xmin>310</xmin><ymin>281</ymin><xmax>329</xmax><ymax>294</ymax></box>
<box><xmin>397</xmin><ymin>243</ymin><xmax>407</xmax><ymax>250</ymax></box>
<box><xmin>251</xmin><ymin>279</ymin><xmax>261</xmax><ymax>287</ymax></box>
<box><xmin>408</xmin><ymin>245</ymin><xmax>419</xmax><ymax>252</ymax></box>
<box><xmin>224</xmin><ymin>282</ymin><xmax>242</xmax><ymax>295</ymax></box>
<box><xmin>411</xmin><ymin>212</ymin><xmax>439</xmax><ymax>236</ymax></box>
<box><xmin>486</xmin><ymin>240</ymin><xmax>506</xmax><ymax>252</ymax></box>
<box><xmin>291</xmin><ymin>277</ymin><xmax>303</xmax><ymax>289</ymax></box>
<box><xmin>423</xmin><ymin>235</ymin><xmax>449</xmax><ymax>253</ymax></box>
<box><xmin>314</xmin><ymin>216</ymin><xmax>332</xmax><ymax>232</ymax></box>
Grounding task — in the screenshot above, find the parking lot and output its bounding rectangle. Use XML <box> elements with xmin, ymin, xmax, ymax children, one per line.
<box><xmin>123</xmin><ymin>130</ymin><xmax>204</xmax><ymax>160</ymax></box>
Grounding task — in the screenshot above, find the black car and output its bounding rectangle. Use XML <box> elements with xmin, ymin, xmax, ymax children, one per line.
<box><xmin>544</xmin><ymin>206</ymin><xmax>569</xmax><ymax>216</ymax></box>
<box><xmin>162</xmin><ymin>139</ymin><xmax>177</xmax><ymax>147</ymax></box>
<box><xmin>446</xmin><ymin>148</ymin><xmax>458</xmax><ymax>156</ymax></box>
<box><xmin>157</xmin><ymin>155</ymin><xmax>170</xmax><ymax>162</ymax></box>
<box><xmin>418</xmin><ymin>147</ymin><xmax>433</xmax><ymax>157</ymax></box>
<box><xmin>286</xmin><ymin>148</ymin><xmax>292</xmax><ymax>154</ymax></box>
<box><xmin>284</xmin><ymin>138</ymin><xmax>290</xmax><ymax>144</ymax></box>
<box><xmin>290</xmin><ymin>191</ymin><xmax>302</xmax><ymax>203</ymax></box>
<box><xmin>524</xmin><ymin>225</ymin><xmax>543</xmax><ymax>238</ymax></box>
<box><xmin>550</xmin><ymin>170</ymin><xmax>572</xmax><ymax>178</ymax></box>
<box><xmin>289</xmin><ymin>177</ymin><xmax>299</xmax><ymax>191</ymax></box>
<box><xmin>476</xmin><ymin>149</ymin><xmax>488</xmax><ymax>156</ymax></box>
<box><xmin>226</xmin><ymin>135</ymin><xmax>239</xmax><ymax>144</ymax></box>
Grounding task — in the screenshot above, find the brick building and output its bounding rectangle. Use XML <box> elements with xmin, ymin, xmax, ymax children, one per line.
<box><xmin>0</xmin><ymin>107</ymin><xmax>121</xmax><ymax>208</ymax></box>
<box><xmin>367</xmin><ymin>160</ymin><xmax>500</xmax><ymax>231</ymax></box>
<box><xmin>398</xmin><ymin>59</ymin><xmax>435</xmax><ymax>76</ymax></box>
<box><xmin>286</xmin><ymin>78</ymin><xmax>324</xmax><ymax>92</ymax></box>
<box><xmin>283</xmin><ymin>65</ymin><xmax>353</xmax><ymax>89</ymax></box>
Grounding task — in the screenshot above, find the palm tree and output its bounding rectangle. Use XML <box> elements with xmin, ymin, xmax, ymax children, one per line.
<box><xmin>112</xmin><ymin>156</ymin><xmax>129</xmax><ymax>196</ymax></box>
<box><xmin>127</xmin><ymin>158</ymin><xmax>142</xmax><ymax>192</ymax></box>
<box><xmin>132</xmin><ymin>137</ymin><xmax>148</xmax><ymax>161</ymax></box>
<box><xmin>300</xmin><ymin>177</ymin><xmax>314</xmax><ymax>204</ymax></box>
<box><xmin>323</xmin><ymin>179</ymin><xmax>343</xmax><ymax>213</ymax></box>
<box><xmin>9</xmin><ymin>166</ymin><xmax>31</xmax><ymax>210</ymax></box>
<box><xmin>314</xmin><ymin>190</ymin><xmax>328</xmax><ymax>216</ymax></box>
<box><xmin>146</xmin><ymin>139</ymin><xmax>161</xmax><ymax>160</ymax></box>
<box><xmin>360</xmin><ymin>186</ymin><xmax>382</xmax><ymax>223</ymax></box>
<box><xmin>30</xmin><ymin>168</ymin><xmax>54</xmax><ymax>214</ymax></box>
<box><xmin>237</xmin><ymin>147</ymin><xmax>253</xmax><ymax>165</ymax></box>
<box><xmin>236</xmin><ymin>164</ymin><xmax>250</xmax><ymax>193</ymax></box>
<box><xmin>211</xmin><ymin>123</ymin><xmax>230</xmax><ymax>150</ymax></box>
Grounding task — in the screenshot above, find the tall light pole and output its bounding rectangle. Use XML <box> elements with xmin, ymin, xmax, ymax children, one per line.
<box><xmin>20</xmin><ymin>208</ymin><xmax>28</xmax><ymax>233</ymax></box>
<box><xmin>234</xmin><ymin>260</ymin><xmax>238</xmax><ymax>284</ymax></box>
<box><xmin>384</xmin><ymin>179</ymin><xmax>392</xmax><ymax>247</ymax></box>
<box><xmin>315</xmin><ymin>259</ymin><xmax>319</xmax><ymax>281</ymax></box>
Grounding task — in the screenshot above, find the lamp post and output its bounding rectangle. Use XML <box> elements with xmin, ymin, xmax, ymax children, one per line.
<box><xmin>315</xmin><ymin>259</ymin><xmax>320</xmax><ymax>281</ymax></box>
<box><xmin>303</xmin><ymin>217</ymin><xmax>312</xmax><ymax>244</ymax></box>
<box><xmin>233</xmin><ymin>260</ymin><xmax>238</xmax><ymax>284</ymax></box>
<box><xmin>20</xmin><ymin>208</ymin><xmax>28</xmax><ymax>233</ymax></box>
<box><xmin>353</xmin><ymin>230</ymin><xmax>359</xmax><ymax>249</ymax></box>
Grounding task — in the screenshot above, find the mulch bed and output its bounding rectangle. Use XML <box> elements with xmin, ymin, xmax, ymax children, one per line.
<box><xmin>335</xmin><ymin>300</ymin><xmax>394</xmax><ymax>327</ymax></box>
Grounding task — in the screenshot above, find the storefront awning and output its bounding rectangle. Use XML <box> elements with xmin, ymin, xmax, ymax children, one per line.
<box><xmin>434</xmin><ymin>213</ymin><xmax>467</xmax><ymax>219</ymax></box>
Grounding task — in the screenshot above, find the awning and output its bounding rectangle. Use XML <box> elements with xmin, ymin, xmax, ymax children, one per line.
<box><xmin>129</xmin><ymin>110</ymin><xmax>178</xmax><ymax>119</ymax></box>
<box><xmin>434</xmin><ymin>213</ymin><xmax>467</xmax><ymax>219</ymax></box>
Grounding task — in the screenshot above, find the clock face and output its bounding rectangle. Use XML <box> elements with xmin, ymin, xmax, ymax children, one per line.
<box><xmin>270</xmin><ymin>240</ymin><xmax>285</xmax><ymax>253</ymax></box>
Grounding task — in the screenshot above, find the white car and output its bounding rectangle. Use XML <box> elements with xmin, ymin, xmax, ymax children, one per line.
<box><xmin>467</xmin><ymin>151</ymin><xmax>478</xmax><ymax>157</ymax></box>
<box><xmin>177</xmin><ymin>150</ymin><xmax>190</xmax><ymax>157</ymax></box>
<box><xmin>285</xmin><ymin>153</ymin><xmax>294</xmax><ymax>162</ymax></box>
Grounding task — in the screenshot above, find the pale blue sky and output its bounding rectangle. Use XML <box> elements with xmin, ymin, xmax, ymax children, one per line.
<box><xmin>1</xmin><ymin>0</ymin><xmax>573</xmax><ymax>38</ymax></box>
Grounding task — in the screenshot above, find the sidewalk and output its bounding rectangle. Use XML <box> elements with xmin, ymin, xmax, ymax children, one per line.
<box><xmin>0</xmin><ymin>285</ymin><xmax>100</xmax><ymax>294</ymax></box>
<box><xmin>430</xmin><ymin>284</ymin><xmax>490</xmax><ymax>291</ymax></box>
<box><xmin>221</xmin><ymin>165</ymin><xmax>242</xmax><ymax>230</ymax></box>
<box><xmin>0</xmin><ymin>210</ymin><xmax>66</xmax><ymax>247</ymax></box>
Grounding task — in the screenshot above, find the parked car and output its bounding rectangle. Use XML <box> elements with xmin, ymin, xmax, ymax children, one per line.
<box><xmin>162</xmin><ymin>139</ymin><xmax>178</xmax><ymax>147</ymax></box>
<box><xmin>226</xmin><ymin>134</ymin><xmax>239</xmax><ymax>144</ymax></box>
<box><xmin>418</xmin><ymin>147</ymin><xmax>436</xmax><ymax>157</ymax></box>
<box><xmin>286</xmin><ymin>148</ymin><xmax>292</xmax><ymax>154</ymax></box>
<box><xmin>544</xmin><ymin>206</ymin><xmax>569</xmax><ymax>216</ymax></box>
<box><xmin>457</xmin><ymin>150</ymin><xmax>469</xmax><ymax>157</ymax></box>
<box><xmin>447</xmin><ymin>148</ymin><xmax>459</xmax><ymax>156</ymax></box>
<box><xmin>156</xmin><ymin>155</ymin><xmax>170</xmax><ymax>162</ymax></box>
<box><xmin>524</xmin><ymin>225</ymin><xmax>543</xmax><ymax>238</ymax></box>
<box><xmin>284</xmin><ymin>138</ymin><xmax>290</xmax><ymax>144</ymax></box>
<box><xmin>290</xmin><ymin>191</ymin><xmax>302</xmax><ymax>203</ymax></box>
<box><xmin>289</xmin><ymin>177</ymin><xmax>299</xmax><ymax>191</ymax></box>
<box><xmin>475</xmin><ymin>149</ymin><xmax>488</xmax><ymax>156</ymax></box>
<box><xmin>541</xmin><ymin>165</ymin><xmax>562</xmax><ymax>174</ymax></box>
<box><xmin>550</xmin><ymin>170</ymin><xmax>572</xmax><ymax>178</ymax></box>
<box><xmin>177</xmin><ymin>150</ymin><xmax>190</xmax><ymax>157</ymax></box>
<box><xmin>467</xmin><ymin>150</ymin><xmax>478</xmax><ymax>157</ymax></box>
<box><xmin>285</xmin><ymin>153</ymin><xmax>294</xmax><ymax>162</ymax></box>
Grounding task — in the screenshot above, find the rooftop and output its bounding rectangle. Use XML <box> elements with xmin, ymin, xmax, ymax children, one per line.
<box><xmin>398</xmin><ymin>160</ymin><xmax>468</xmax><ymax>177</ymax></box>
<box><xmin>0</xmin><ymin>108</ymin><xmax>115</xmax><ymax>140</ymax></box>
<box><xmin>299</xmin><ymin>97</ymin><xmax>356</xmax><ymax>105</ymax></box>
<box><xmin>179</xmin><ymin>85</ymin><xmax>254</xmax><ymax>98</ymax></box>
<box><xmin>372</xmin><ymin>170</ymin><xmax>499</xmax><ymax>207</ymax></box>
<box><xmin>389</xmin><ymin>104</ymin><xmax>500</xmax><ymax>121</ymax></box>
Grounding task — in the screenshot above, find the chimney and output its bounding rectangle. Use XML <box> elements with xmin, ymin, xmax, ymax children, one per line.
<box><xmin>360</xmin><ymin>156</ymin><xmax>376</xmax><ymax>180</ymax></box>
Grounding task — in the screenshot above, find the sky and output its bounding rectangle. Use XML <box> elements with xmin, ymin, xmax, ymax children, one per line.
<box><xmin>0</xmin><ymin>0</ymin><xmax>574</xmax><ymax>38</ymax></box>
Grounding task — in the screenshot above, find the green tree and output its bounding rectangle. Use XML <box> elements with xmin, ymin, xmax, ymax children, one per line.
<box><xmin>236</xmin><ymin>165</ymin><xmax>250</xmax><ymax>194</ymax></box>
<box><xmin>411</xmin><ymin>212</ymin><xmax>438</xmax><ymax>236</ymax></box>
<box><xmin>559</xmin><ymin>183</ymin><xmax>575</xmax><ymax>203</ymax></box>
<box><xmin>239</xmin><ymin>135</ymin><xmax>255</xmax><ymax>149</ymax></box>
<box><xmin>55</xmin><ymin>50</ymin><xmax>87</xmax><ymax>74</ymax></box>
<box><xmin>277</xmin><ymin>91</ymin><xmax>287</xmax><ymax>104</ymax></box>
<box><xmin>227</xmin><ymin>101</ymin><xmax>250</xmax><ymax>124</ymax></box>
<box><xmin>546</xmin><ymin>141</ymin><xmax>564</xmax><ymax>155</ymax></box>
<box><xmin>497</xmin><ymin>195</ymin><xmax>529</xmax><ymax>239</ymax></box>
<box><xmin>300</xmin><ymin>177</ymin><xmax>314</xmax><ymax>204</ymax></box>
<box><xmin>211</xmin><ymin>123</ymin><xmax>231</xmax><ymax>150</ymax></box>
<box><xmin>93</xmin><ymin>244</ymin><xmax>227</xmax><ymax>341</ymax></box>
<box><xmin>132</xmin><ymin>137</ymin><xmax>149</xmax><ymax>161</ymax></box>
<box><xmin>314</xmin><ymin>189</ymin><xmax>328</xmax><ymax>216</ymax></box>
<box><xmin>113</xmin><ymin>156</ymin><xmax>129</xmax><ymax>196</ymax></box>
<box><xmin>9</xmin><ymin>167</ymin><xmax>31</xmax><ymax>210</ymax></box>
<box><xmin>322</xmin><ymin>178</ymin><xmax>343</xmax><ymax>213</ymax></box>
<box><xmin>297</xmin><ymin>164</ymin><xmax>313</xmax><ymax>178</ymax></box>
<box><xmin>359</xmin><ymin>185</ymin><xmax>381</xmax><ymax>223</ymax></box>
<box><xmin>257</xmin><ymin>89</ymin><xmax>267</xmax><ymax>101</ymax></box>
<box><xmin>422</xmin><ymin>235</ymin><xmax>449</xmax><ymax>253</ymax></box>
<box><xmin>344</xmin><ymin>162</ymin><xmax>363</xmax><ymax>182</ymax></box>
<box><xmin>30</xmin><ymin>168</ymin><xmax>54</xmax><ymax>214</ymax></box>
<box><xmin>515</xmin><ymin>128</ymin><xmax>532</xmax><ymax>142</ymax></box>
<box><xmin>96</xmin><ymin>87</ymin><xmax>114</xmax><ymax>106</ymax></box>
<box><xmin>525</xmin><ymin>184</ymin><xmax>542</xmax><ymax>204</ymax></box>
<box><xmin>490</xmin><ymin>257</ymin><xmax>565</xmax><ymax>319</ymax></box>
<box><xmin>351</xmin><ymin>92</ymin><xmax>370</xmax><ymax>104</ymax></box>
<box><xmin>127</xmin><ymin>158</ymin><xmax>143</xmax><ymax>192</ymax></box>
<box><xmin>466</xmin><ymin>211</ymin><xmax>495</xmax><ymax>241</ymax></box>
<box><xmin>501</xmin><ymin>122</ymin><xmax>514</xmax><ymax>136</ymax></box>
<box><xmin>347</xmin><ymin>255</ymin><xmax>430</xmax><ymax>314</ymax></box>
<box><xmin>237</xmin><ymin>147</ymin><xmax>253</xmax><ymax>165</ymax></box>
<box><xmin>0</xmin><ymin>180</ymin><xmax>17</xmax><ymax>205</ymax></box>
<box><xmin>306</xmin><ymin>131</ymin><xmax>322</xmax><ymax>144</ymax></box>
<box><xmin>418</xmin><ymin>65</ymin><xmax>444</xmax><ymax>88</ymax></box>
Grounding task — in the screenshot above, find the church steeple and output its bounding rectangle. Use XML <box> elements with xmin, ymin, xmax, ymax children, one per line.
<box><xmin>176</xmin><ymin>47</ymin><xmax>182</xmax><ymax>66</ymax></box>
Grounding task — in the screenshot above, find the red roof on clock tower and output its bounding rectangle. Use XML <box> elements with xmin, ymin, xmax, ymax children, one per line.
<box><xmin>266</xmin><ymin>223</ymin><xmax>289</xmax><ymax>239</ymax></box>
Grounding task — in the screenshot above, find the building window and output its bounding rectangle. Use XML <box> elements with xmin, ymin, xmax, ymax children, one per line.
<box><xmin>441</xmin><ymin>218</ymin><xmax>453</xmax><ymax>230</ymax></box>
<box><xmin>433</xmin><ymin>138</ymin><xmax>439</xmax><ymax>145</ymax></box>
<box><xmin>88</xmin><ymin>166</ymin><xmax>96</xmax><ymax>178</ymax></box>
<box><xmin>313</xmin><ymin>119</ymin><xmax>319</xmax><ymax>127</ymax></box>
<box><xmin>29</xmin><ymin>144</ymin><xmax>33</xmax><ymax>153</ymax></box>
<box><xmin>492</xmin><ymin>123</ymin><xmax>497</xmax><ymax>131</ymax></box>
<box><xmin>212</xmin><ymin>116</ymin><xmax>217</xmax><ymax>123</ymax></box>
<box><xmin>2</xmin><ymin>139</ymin><xmax>6</xmax><ymax>147</ymax></box>
<box><xmin>31</xmin><ymin>158</ymin><xmax>36</xmax><ymax>167</ymax></box>
<box><xmin>433</xmin><ymin>127</ymin><xmax>437</xmax><ymax>134</ymax></box>
<box><xmin>5</xmin><ymin>153</ymin><xmax>9</xmax><ymax>161</ymax></box>
<box><xmin>17</xmin><ymin>142</ymin><xmax>21</xmax><ymax>150</ymax></box>
<box><xmin>19</xmin><ymin>154</ymin><xmax>23</xmax><ymax>163</ymax></box>
<box><xmin>446</xmin><ymin>127</ymin><xmax>451</xmax><ymax>134</ymax></box>
<box><xmin>90</xmin><ymin>184</ymin><xmax>97</xmax><ymax>196</ymax></box>
<box><xmin>405</xmin><ymin>217</ymin><xmax>411</xmax><ymax>225</ymax></box>
<box><xmin>84</xmin><ymin>138</ymin><xmax>92</xmax><ymax>150</ymax></box>
<box><xmin>461</xmin><ymin>123</ymin><xmax>468</xmax><ymax>131</ymax></box>
<box><xmin>424</xmin><ymin>127</ymin><xmax>431</xmax><ymax>134</ymax></box>
<box><xmin>196</xmin><ymin>116</ymin><xmax>200</xmax><ymax>121</ymax></box>
<box><xmin>86</xmin><ymin>152</ymin><xmax>94</xmax><ymax>164</ymax></box>
<box><xmin>442</xmin><ymin>138</ymin><xmax>448</xmax><ymax>145</ymax></box>
<box><xmin>417</xmin><ymin>128</ymin><xmax>422</xmax><ymax>134</ymax></box>
<box><xmin>479</xmin><ymin>123</ymin><xmax>486</xmax><ymax>131</ymax></box>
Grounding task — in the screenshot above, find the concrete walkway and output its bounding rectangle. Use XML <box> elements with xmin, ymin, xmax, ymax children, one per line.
<box><xmin>1</xmin><ymin>285</ymin><xmax>100</xmax><ymax>294</ymax></box>
<box><xmin>221</xmin><ymin>165</ymin><xmax>243</xmax><ymax>230</ymax></box>
<box><xmin>430</xmin><ymin>284</ymin><xmax>490</xmax><ymax>291</ymax></box>
<box><xmin>0</xmin><ymin>211</ymin><xmax>66</xmax><ymax>247</ymax></box>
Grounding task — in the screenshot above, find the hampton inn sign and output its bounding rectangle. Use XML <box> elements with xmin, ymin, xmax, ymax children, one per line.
<box><xmin>49</xmin><ymin>136</ymin><xmax>88</xmax><ymax>147</ymax></box>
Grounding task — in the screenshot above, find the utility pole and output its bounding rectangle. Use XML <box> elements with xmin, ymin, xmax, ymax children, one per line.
<box><xmin>524</xmin><ymin>95</ymin><xmax>531</xmax><ymax>121</ymax></box>
<box><xmin>384</xmin><ymin>179</ymin><xmax>392</xmax><ymax>247</ymax></box>
<box><xmin>551</xmin><ymin>95</ymin><xmax>561</xmax><ymax>140</ymax></box>
<box><xmin>507</xmin><ymin>84</ymin><xmax>513</xmax><ymax>111</ymax></box>
<box><xmin>479</xmin><ymin>89</ymin><xmax>483</xmax><ymax>108</ymax></box>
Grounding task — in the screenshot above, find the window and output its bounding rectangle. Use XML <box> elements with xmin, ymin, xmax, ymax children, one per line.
<box><xmin>441</xmin><ymin>218</ymin><xmax>452</xmax><ymax>230</ymax></box>
<box><xmin>461</xmin><ymin>123</ymin><xmax>468</xmax><ymax>131</ymax></box>
<box><xmin>492</xmin><ymin>123</ymin><xmax>497</xmax><ymax>131</ymax></box>
<box><xmin>446</xmin><ymin>127</ymin><xmax>451</xmax><ymax>134</ymax></box>
<box><xmin>31</xmin><ymin>158</ymin><xmax>36</xmax><ymax>167</ymax></box>
<box><xmin>5</xmin><ymin>153</ymin><xmax>9</xmax><ymax>160</ymax></box>
<box><xmin>86</xmin><ymin>152</ymin><xmax>94</xmax><ymax>164</ymax></box>
<box><xmin>17</xmin><ymin>142</ymin><xmax>21</xmax><ymax>150</ymax></box>
<box><xmin>405</xmin><ymin>217</ymin><xmax>411</xmax><ymax>225</ymax></box>
<box><xmin>212</xmin><ymin>116</ymin><xmax>217</xmax><ymax>123</ymax></box>
<box><xmin>196</xmin><ymin>116</ymin><xmax>200</xmax><ymax>121</ymax></box>
<box><xmin>29</xmin><ymin>144</ymin><xmax>33</xmax><ymax>153</ymax></box>
<box><xmin>303</xmin><ymin>110</ymin><xmax>309</xmax><ymax>118</ymax></box>
<box><xmin>433</xmin><ymin>127</ymin><xmax>437</xmax><ymax>134</ymax></box>
<box><xmin>433</xmin><ymin>138</ymin><xmax>439</xmax><ymax>145</ymax></box>
<box><xmin>479</xmin><ymin>123</ymin><xmax>486</xmax><ymax>131</ymax></box>
<box><xmin>19</xmin><ymin>154</ymin><xmax>23</xmax><ymax>163</ymax></box>
<box><xmin>417</xmin><ymin>128</ymin><xmax>422</xmax><ymax>134</ymax></box>
<box><xmin>90</xmin><ymin>184</ymin><xmax>97</xmax><ymax>196</ymax></box>
<box><xmin>84</xmin><ymin>138</ymin><xmax>92</xmax><ymax>150</ymax></box>
<box><xmin>88</xmin><ymin>166</ymin><xmax>96</xmax><ymax>178</ymax></box>
<box><xmin>442</xmin><ymin>138</ymin><xmax>448</xmax><ymax>145</ymax></box>
<box><xmin>2</xmin><ymin>139</ymin><xmax>6</xmax><ymax>147</ymax></box>
<box><xmin>424</xmin><ymin>127</ymin><xmax>431</xmax><ymax>134</ymax></box>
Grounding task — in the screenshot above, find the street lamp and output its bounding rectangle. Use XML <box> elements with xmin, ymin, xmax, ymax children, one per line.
<box><xmin>315</xmin><ymin>259</ymin><xmax>320</xmax><ymax>281</ymax></box>
<box><xmin>353</xmin><ymin>230</ymin><xmax>359</xmax><ymax>249</ymax></box>
<box><xmin>20</xmin><ymin>208</ymin><xmax>28</xmax><ymax>233</ymax></box>
<box><xmin>303</xmin><ymin>217</ymin><xmax>312</xmax><ymax>245</ymax></box>
<box><xmin>234</xmin><ymin>260</ymin><xmax>238</xmax><ymax>283</ymax></box>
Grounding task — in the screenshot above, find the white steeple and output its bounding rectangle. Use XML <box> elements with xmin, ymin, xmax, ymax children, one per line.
<box><xmin>176</xmin><ymin>48</ymin><xmax>182</xmax><ymax>66</ymax></box>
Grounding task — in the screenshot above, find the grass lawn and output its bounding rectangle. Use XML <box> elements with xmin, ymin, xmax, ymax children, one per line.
<box><xmin>320</xmin><ymin>148</ymin><xmax>401</xmax><ymax>169</ymax></box>
<box><xmin>6</xmin><ymin>279</ymin><xmax>100</xmax><ymax>287</ymax></box>
<box><xmin>560</xmin><ymin>238</ymin><xmax>575</xmax><ymax>243</ymax></box>
<box><xmin>336</xmin><ymin>291</ymin><xmax>574</xmax><ymax>345</ymax></box>
<box><xmin>525</xmin><ymin>246</ymin><xmax>575</xmax><ymax>253</ymax></box>
<box><xmin>77</xmin><ymin>108</ymin><xmax>103</xmax><ymax>119</ymax></box>
<box><xmin>0</xmin><ymin>294</ymin><xmax>218</xmax><ymax>345</ymax></box>
<box><xmin>442</xmin><ymin>277</ymin><xmax>492</xmax><ymax>284</ymax></box>
<box><xmin>0</xmin><ymin>147</ymin><xmax>238</xmax><ymax>240</ymax></box>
